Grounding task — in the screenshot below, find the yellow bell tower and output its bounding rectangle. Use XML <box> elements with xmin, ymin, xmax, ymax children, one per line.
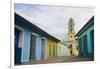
<box><xmin>67</xmin><ymin>18</ymin><xmax>78</xmax><ymax>56</ymax></box>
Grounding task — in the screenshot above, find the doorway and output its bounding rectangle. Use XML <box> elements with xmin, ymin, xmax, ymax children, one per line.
<box><xmin>29</xmin><ymin>34</ymin><xmax>36</xmax><ymax>61</ymax></box>
<box><xmin>15</xmin><ymin>28</ymin><xmax>23</xmax><ymax>64</ymax></box>
<box><xmin>41</xmin><ymin>39</ymin><xmax>45</xmax><ymax>60</ymax></box>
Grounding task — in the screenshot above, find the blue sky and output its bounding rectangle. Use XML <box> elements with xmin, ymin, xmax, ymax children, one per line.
<box><xmin>15</xmin><ymin>3</ymin><xmax>94</xmax><ymax>41</ymax></box>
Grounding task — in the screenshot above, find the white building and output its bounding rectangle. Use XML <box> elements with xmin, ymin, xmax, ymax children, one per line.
<box><xmin>57</xmin><ymin>42</ymin><xmax>70</xmax><ymax>56</ymax></box>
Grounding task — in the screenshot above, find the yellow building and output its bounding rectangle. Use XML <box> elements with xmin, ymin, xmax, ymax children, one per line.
<box><xmin>45</xmin><ymin>37</ymin><xmax>60</xmax><ymax>59</ymax></box>
<box><xmin>67</xmin><ymin>18</ymin><xmax>78</xmax><ymax>56</ymax></box>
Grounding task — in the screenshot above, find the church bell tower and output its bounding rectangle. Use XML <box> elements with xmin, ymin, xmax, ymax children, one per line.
<box><xmin>67</xmin><ymin>18</ymin><xmax>78</xmax><ymax>56</ymax></box>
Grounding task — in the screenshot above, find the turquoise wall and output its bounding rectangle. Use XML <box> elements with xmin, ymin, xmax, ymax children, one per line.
<box><xmin>78</xmin><ymin>25</ymin><xmax>94</xmax><ymax>55</ymax></box>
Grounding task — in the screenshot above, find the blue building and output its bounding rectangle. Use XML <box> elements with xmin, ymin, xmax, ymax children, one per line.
<box><xmin>15</xmin><ymin>13</ymin><xmax>60</xmax><ymax>65</ymax></box>
<box><xmin>75</xmin><ymin>16</ymin><xmax>94</xmax><ymax>58</ymax></box>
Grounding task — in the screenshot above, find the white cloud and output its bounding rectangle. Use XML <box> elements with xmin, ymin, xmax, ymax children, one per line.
<box><xmin>15</xmin><ymin>4</ymin><xmax>94</xmax><ymax>40</ymax></box>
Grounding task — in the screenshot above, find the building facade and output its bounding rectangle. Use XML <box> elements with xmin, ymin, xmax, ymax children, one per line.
<box><xmin>75</xmin><ymin>16</ymin><xmax>94</xmax><ymax>57</ymax></box>
<box><xmin>67</xmin><ymin>18</ymin><xmax>78</xmax><ymax>56</ymax></box>
<box><xmin>15</xmin><ymin>13</ymin><xmax>60</xmax><ymax>65</ymax></box>
<box><xmin>45</xmin><ymin>38</ymin><xmax>60</xmax><ymax>59</ymax></box>
<box><xmin>57</xmin><ymin>42</ymin><xmax>70</xmax><ymax>56</ymax></box>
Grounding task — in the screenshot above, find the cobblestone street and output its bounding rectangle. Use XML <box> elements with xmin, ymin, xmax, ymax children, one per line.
<box><xmin>28</xmin><ymin>56</ymin><xmax>94</xmax><ymax>65</ymax></box>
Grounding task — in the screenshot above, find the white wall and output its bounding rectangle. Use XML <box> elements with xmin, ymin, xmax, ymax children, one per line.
<box><xmin>57</xmin><ymin>43</ymin><xmax>70</xmax><ymax>56</ymax></box>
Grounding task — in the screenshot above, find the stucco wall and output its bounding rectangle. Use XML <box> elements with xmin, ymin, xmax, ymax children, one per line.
<box><xmin>57</xmin><ymin>43</ymin><xmax>70</xmax><ymax>56</ymax></box>
<box><xmin>35</xmin><ymin>36</ymin><xmax>42</xmax><ymax>60</ymax></box>
<box><xmin>15</xmin><ymin>25</ymin><xmax>47</xmax><ymax>62</ymax></box>
<box><xmin>35</xmin><ymin>36</ymin><xmax>47</xmax><ymax>60</ymax></box>
<box><xmin>46</xmin><ymin>39</ymin><xmax>59</xmax><ymax>58</ymax></box>
<box><xmin>21</xmin><ymin>29</ymin><xmax>31</xmax><ymax>63</ymax></box>
<box><xmin>15</xmin><ymin>19</ymin><xmax>33</xmax><ymax>63</ymax></box>
<box><xmin>78</xmin><ymin>25</ymin><xmax>94</xmax><ymax>55</ymax></box>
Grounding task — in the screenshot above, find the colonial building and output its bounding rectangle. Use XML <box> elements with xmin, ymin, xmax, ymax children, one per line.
<box><xmin>45</xmin><ymin>38</ymin><xmax>60</xmax><ymax>59</ymax></box>
<box><xmin>75</xmin><ymin>16</ymin><xmax>94</xmax><ymax>58</ymax></box>
<box><xmin>15</xmin><ymin>13</ymin><xmax>60</xmax><ymax>65</ymax></box>
<box><xmin>57</xmin><ymin>42</ymin><xmax>70</xmax><ymax>57</ymax></box>
<box><xmin>67</xmin><ymin>18</ymin><xmax>78</xmax><ymax>56</ymax></box>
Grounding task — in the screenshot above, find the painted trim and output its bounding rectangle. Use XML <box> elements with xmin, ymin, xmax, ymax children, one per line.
<box><xmin>75</xmin><ymin>16</ymin><xmax>94</xmax><ymax>36</ymax></box>
<box><xmin>27</xmin><ymin>32</ymin><xmax>31</xmax><ymax>62</ymax></box>
<box><xmin>15</xmin><ymin>25</ymin><xmax>24</xmax><ymax>31</ymax></box>
<box><xmin>15</xmin><ymin>25</ymin><xmax>24</xmax><ymax>48</ymax></box>
<box><xmin>29</xmin><ymin>32</ymin><xmax>37</xmax><ymax>61</ymax></box>
<box><xmin>21</xmin><ymin>59</ymin><xmax>29</xmax><ymax>63</ymax></box>
<box><xmin>32</xmin><ymin>32</ymin><xmax>38</xmax><ymax>36</ymax></box>
<box><xmin>44</xmin><ymin>38</ymin><xmax>48</xmax><ymax>59</ymax></box>
<box><xmin>42</xmin><ymin>37</ymin><xmax>46</xmax><ymax>39</ymax></box>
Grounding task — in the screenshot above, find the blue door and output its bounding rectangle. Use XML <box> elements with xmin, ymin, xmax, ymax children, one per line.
<box><xmin>15</xmin><ymin>28</ymin><xmax>22</xmax><ymax>65</ymax></box>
